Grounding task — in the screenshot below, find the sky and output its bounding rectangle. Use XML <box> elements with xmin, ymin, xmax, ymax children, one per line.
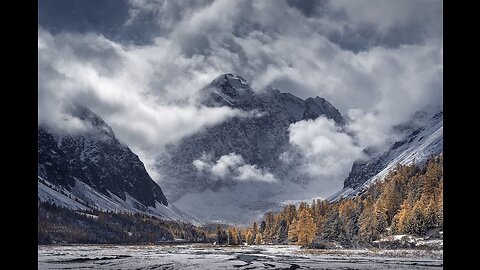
<box><xmin>38</xmin><ymin>0</ymin><xmax>443</xmax><ymax>201</ymax></box>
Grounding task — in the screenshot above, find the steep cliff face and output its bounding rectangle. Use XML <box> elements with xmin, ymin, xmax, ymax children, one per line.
<box><xmin>329</xmin><ymin>111</ymin><xmax>443</xmax><ymax>201</ymax></box>
<box><xmin>156</xmin><ymin>74</ymin><xmax>345</xmax><ymax>221</ymax></box>
<box><xmin>38</xmin><ymin>106</ymin><xmax>202</xmax><ymax>225</ymax></box>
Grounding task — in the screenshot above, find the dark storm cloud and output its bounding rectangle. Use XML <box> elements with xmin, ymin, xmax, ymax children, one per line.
<box><xmin>38</xmin><ymin>0</ymin><xmax>132</xmax><ymax>39</ymax></box>
<box><xmin>286</xmin><ymin>0</ymin><xmax>329</xmax><ymax>17</ymax></box>
<box><xmin>38</xmin><ymin>0</ymin><xmax>442</xmax><ymax>196</ymax></box>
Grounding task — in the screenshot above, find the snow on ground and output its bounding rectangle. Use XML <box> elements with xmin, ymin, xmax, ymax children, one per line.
<box><xmin>374</xmin><ymin>234</ymin><xmax>443</xmax><ymax>250</ymax></box>
<box><xmin>38</xmin><ymin>244</ymin><xmax>442</xmax><ymax>270</ymax></box>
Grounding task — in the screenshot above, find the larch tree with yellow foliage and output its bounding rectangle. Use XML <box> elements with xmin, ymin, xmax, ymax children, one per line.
<box><xmin>296</xmin><ymin>208</ymin><xmax>316</xmax><ymax>246</ymax></box>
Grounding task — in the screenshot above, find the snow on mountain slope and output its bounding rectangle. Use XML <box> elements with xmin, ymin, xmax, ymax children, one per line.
<box><xmin>329</xmin><ymin>111</ymin><xmax>443</xmax><ymax>202</ymax></box>
<box><xmin>38</xmin><ymin>105</ymin><xmax>203</xmax><ymax>225</ymax></box>
<box><xmin>38</xmin><ymin>177</ymin><xmax>203</xmax><ymax>225</ymax></box>
<box><xmin>156</xmin><ymin>73</ymin><xmax>346</xmax><ymax>224</ymax></box>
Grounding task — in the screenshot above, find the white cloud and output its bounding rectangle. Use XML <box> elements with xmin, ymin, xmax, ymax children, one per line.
<box><xmin>38</xmin><ymin>27</ymin><xmax>241</xmax><ymax>149</ymax></box>
<box><xmin>38</xmin><ymin>0</ymin><xmax>442</xmax><ymax>213</ymax></box>
<box><xmin>193</xmin><ymin>153</ymin><xmax>278</xmax><ymax>183</ymax></box>
<box><xmin>288</xmin><ymin>116</ymin><xmax>364</xmax><ymax>179</ymax></box>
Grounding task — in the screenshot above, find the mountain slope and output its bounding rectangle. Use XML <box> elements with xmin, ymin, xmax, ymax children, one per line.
<box><xmin>329</xmin><ymin>111</ymin><xmax>443</xmax><ymax>201</ymax></box>
<box><xmin>38</xmin><ymin>105</ymin><xmax>202</xmax><ymax>225</ymax></box>
<box><xmin>156</xmin><ymin>73</ymin><xmax>345</xmax><ymax>223</ymax></box>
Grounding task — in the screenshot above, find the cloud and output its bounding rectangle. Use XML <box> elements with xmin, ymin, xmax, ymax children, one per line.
<box><xmin>287</xmin><ymin>116</ymin><xmax>364</xmax><ymax>179</ymax></box>
<box><xmin>38</xmin><ymin>27</ymin><xmax>242</xmax><ymax>158</ymax></box>
<box><xmin>38</xmin><ymin>0</ymin><xmax>442</xmax><ymax>202</ymax></box>
<box><xmin>193</xmin><ymin>153</ymin><xmax>278</xmax><ymax>183</ymax></box>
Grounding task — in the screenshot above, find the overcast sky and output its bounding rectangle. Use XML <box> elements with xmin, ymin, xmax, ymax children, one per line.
<box><xmin>38</xmin><ymin>0</ymin><xmax>443</xmax><ymax>197</ymax></box>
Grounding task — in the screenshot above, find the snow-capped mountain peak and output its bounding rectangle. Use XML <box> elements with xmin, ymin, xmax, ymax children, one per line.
<box><xmin>157</xmin><ymin>74</ymin><xmax>346</xmax><ymax>223</ymax></box>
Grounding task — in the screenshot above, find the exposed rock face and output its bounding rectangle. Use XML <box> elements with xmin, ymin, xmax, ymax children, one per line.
<box><xmin>38</xmin><ymin>105</ymin><xmax>168</xmax><ymax>207</ymax></box>
<box><xmin>157</xmin><ymin>73</ymin><xmax>345</xmax><ymax>202</ymax></box>
<box><xmin>37</xmin><ymin>105</ymin><xmax>207</xmax><ymax>225</ymax></box>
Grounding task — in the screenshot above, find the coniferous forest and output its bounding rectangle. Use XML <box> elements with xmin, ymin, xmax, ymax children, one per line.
<box><xmin>38</xmin><ymin>203</ymin><xmax>207</xmax><ymax>244</ymax></box>
<box><xmin>216</xmin><ymin>154</ymin><xmax>443</xmax><ymax>248</ymax></box>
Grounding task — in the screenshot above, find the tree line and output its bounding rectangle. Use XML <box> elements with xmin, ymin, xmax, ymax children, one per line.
<box><xmin>38</xmin><ymin>202</ymin><xmax>206</xmax><ymax>244</ymax></box>
<box><xmin>218</xmin><ymin>154</ymin><xmax>443</xmax><ymax>247</ymax></box>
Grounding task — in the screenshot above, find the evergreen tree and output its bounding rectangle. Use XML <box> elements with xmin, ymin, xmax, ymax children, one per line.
<box><xmin>407</xmin><ymin>198</ymin><xmax>427</xmax><ymax>234</ymax></box>
<box><xmin>276</xmin><ymin>219</ymin><xmax>288</xmax><ymax>243</ymax></box>
<box><xmin>259</xmin><ymin>220</ymin><xmax>266</xmax><ymax>234</ymax></box>
<box><xmin>227</xmin><ymin>230</ymin><xmax>234</xmax><ymax>245</ymax></box>
<box><xmin>323</xmin><ymin>210</ymin><xmax>344</xmax><ymax>241</ymax></box>
<box><xmin>424</xmin><ymin>196</ymin><xmax>437</xmax><ymax>230</ymax></box>
<box><xmin>216</xmin><ymin>225</ymin><xmax>223</xmax><ymax>244</ymax></box>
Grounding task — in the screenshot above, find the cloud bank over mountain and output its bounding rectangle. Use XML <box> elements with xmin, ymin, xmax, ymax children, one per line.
<box><xmin>38</xmin><ymin>0</ymin><xmax>442</xmax><ymax>202</ymax></box>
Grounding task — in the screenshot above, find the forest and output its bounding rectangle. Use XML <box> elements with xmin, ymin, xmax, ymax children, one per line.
<box><xmin>216</xmin><ymin>154</ymin><xmax>443</xmax><ymax>248</ymax></box>
<box><xmin>38</xmin><ymin>202</ymin><xmax>206</xmax><ymax>244</ymax></box>
<box><xmin>39</xmin><ymin>154</ymin><xmax>442</xmax><ymax>248</ymax></box>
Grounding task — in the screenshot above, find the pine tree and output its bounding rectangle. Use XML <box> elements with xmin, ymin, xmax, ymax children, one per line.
<box><xmin>276</xmin><ymin>219</ymin><xmax>288</xmax><ymax>244</ymax></box>
<box><xmin>216</xmin><ymin>225</ymin><xmax>223</xmax><ymax>244</ymax></box>
<box><xmin>252</xmin><ymin>221</ymin><xmax>258</xmax><ymax>237</ymax></box>
<box><xmin>424</xmin><ymin>196</ymin><xmax>437</xmax><ymax>230</ymax></box>
<box><xmin>227</xmin><ymin>230</ymin><xmax>234</xmax><ymax>245</ymax></box>
<box><xmin>283</xmin><ymin>204</ymin><xmax>297</xmax><ymax>225</ymax></box>
<box><xmin>259</xmin><ymin>220</ymin><xmax>266</xmax><ymax>234</ymax></box>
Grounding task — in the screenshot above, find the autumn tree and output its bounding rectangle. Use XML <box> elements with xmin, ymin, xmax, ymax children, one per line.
<box><xmin>255</xmin><ymin>233</ymin><xmax>262</xmax><ymax>245</ymax></box>
<box><xmin>288</xmin><ymin>219</ymin><xmax>298</xmax><ymax>243</ymax></box>
<box><xmin>245</xmin><ymin>230</ymin><xmax>254</xmax><ymax>245</ymax></box>
<box><xmin>263</xmin><ymin>212</ymin><xmax>275</xmax><ymax>243</ymax></box>
<box><xmin>436</xmin><ymin>179</ymin><xmax>443</xmax><ymax>228</ymax></box>
<box><xmin>227</xmin><ymin>229</ymin><xmax>234</xmax><ymax>245</ymax></box>
<box><xmin>296</xmin><ymin>208</ymin><xmax>316</xmax><ymax>246</ymax></box>
<box><xmin>358</xmin><ymin>199</ymin><xmax>380</xmax><ymax>242</ymax></box>
<box><xmin>393</xmin><ymin>200</ymin><xmax>411</xmax><ymax>234</ymax></box>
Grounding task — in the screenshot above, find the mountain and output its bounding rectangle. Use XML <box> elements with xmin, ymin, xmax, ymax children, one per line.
<box><xmin>156</xmin><ymin>73</ymin><xmax>345</xmax><ymax>223</ymax></box>
<box><xmin>329</xmin><ymin>110</ymin><xmax>443</xmax><ymax>201</ymax></box>
<box><xmin>38</xmin><ymin>105</ymin><xmax>202</xmax><ymax>225</ymax></box>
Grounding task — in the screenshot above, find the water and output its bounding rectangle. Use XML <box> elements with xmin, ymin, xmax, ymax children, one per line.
<box><xmin>38</xmin><ymin>244</ymin><xmax>443</xmax><ymax>269</ymax></box>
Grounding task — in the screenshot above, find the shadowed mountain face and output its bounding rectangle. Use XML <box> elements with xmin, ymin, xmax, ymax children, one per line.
<box><xmin>156</xmin><ymin>74</ymin><xmax>345</xmax><ymax>210</ymax></box>
<box><xmin>38</xmin><ymin>105</ymin><xmax>168</xmax><ymax>209</ymax></box>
